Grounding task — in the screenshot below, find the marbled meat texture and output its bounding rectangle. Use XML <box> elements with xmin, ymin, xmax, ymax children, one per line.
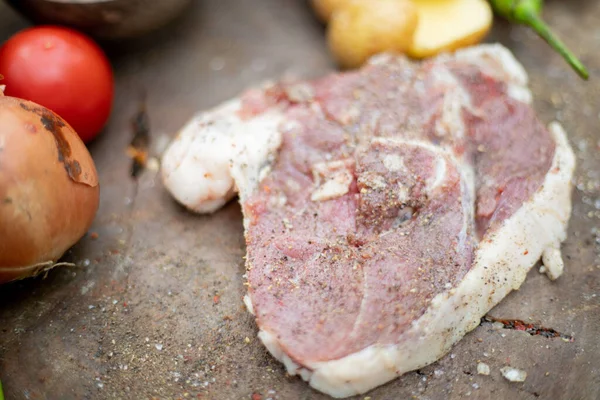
<box><xmin>242</xmin><ymin>54</ymin><xmax>554</xmax><ymax>363</ymax></box>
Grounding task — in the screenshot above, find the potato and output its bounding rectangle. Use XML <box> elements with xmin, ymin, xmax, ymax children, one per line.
<box><xmin>408</xmin><ymin>0</ymin><xmax>493</xmax><ymax>59</ymax></box>
<box><xmin>310</xmin><ymin>0</ymin><xmax>351</xmax><ymax>23</ymax></box>
<box><xmin>327</xmin><ymin>0</ymin><xmax>419</xmax><ymax>69</ymax></box>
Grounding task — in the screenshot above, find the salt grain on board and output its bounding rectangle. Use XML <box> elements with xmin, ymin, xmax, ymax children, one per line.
<box><xmin>477</xmin><ymin>362</ymin><xmax>490</xmax><ymax>376</ymax></box>
<box><xmin>500</xmin><ymin>367</ymin><xmax>527</xmax><ymax>382</ymax></box>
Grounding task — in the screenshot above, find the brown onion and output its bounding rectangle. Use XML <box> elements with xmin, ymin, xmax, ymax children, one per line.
<box><xmin>0</xmin><ymin>91</ymin><xmax>100</xmax><ymax>284</ymax></box>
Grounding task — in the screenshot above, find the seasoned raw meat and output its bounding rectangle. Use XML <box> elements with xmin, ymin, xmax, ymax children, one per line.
<box><xmin>161</xmin><ymin>44</ymin><xmax>575</xmax><ymax>398</ymax></box>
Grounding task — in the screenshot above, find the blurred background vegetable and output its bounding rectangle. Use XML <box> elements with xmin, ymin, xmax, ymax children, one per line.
<box><xmin>408</xmin><ymin>0</ymin><xmax>492</xmax><ymax>59</ymax></box>
<box><xmin>310</xmin><ymin>0</ymin><xmax>588</xmax><ymax>79</ymax></box>
<box><xmin>489</xmin><ymin>0</ymin><xmax>589</xmax><ymax>79</ymax></box>
<box><xmin>327</xmin><ymin>0</ymin><xmax>419</xmax><ymax>69</ymax></box>
<box><xmin>0</xmin><ymin>26</ymin><xmax>114</xmax><ymax>143</ymax></box>
<box><xmin>0</xmin><ymin>90</ymin><xmax>99</xmax><ymax>284</ymax></box>
<box><xmin>313</xmin><ymin>0</ymin><xmax>493</xmax><ymax>68</ymax></box>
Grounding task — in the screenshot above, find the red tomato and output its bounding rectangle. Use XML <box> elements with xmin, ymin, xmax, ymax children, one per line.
<box><xmin>0</xmin><ymin>26</ymin><xmax>114</xmax><ymax>143</ymax></box>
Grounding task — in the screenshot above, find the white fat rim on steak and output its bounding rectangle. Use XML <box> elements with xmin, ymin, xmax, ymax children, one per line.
<box><xmin>160</xmin><ymin>44</ymin><xmax>574</xmax><ymax>398</ymax></box>
<box><xmin>161</xmin><ymin>95</ymin><xmax>284</xmax><ymax>215</ymax></box>
<box><xmin>258</xmin><ymin>122</ymin><xmax>575</xmax><ymax>398</ymax></box>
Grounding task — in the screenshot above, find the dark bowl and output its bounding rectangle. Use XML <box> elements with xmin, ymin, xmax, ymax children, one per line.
<box><xmin>5</xmin><ymin>0</ymin><xmax>193</xmax><ymax>40</ymax></box>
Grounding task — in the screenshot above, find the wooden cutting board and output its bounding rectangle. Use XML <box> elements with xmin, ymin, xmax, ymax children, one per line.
<box><xmin>0</xmin><ymin>1</ymin><xmax>598</xmax><ymax>399</ymax></box>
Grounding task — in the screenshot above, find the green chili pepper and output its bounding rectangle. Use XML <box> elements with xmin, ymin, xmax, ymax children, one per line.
<box><xmin>489</xmin><ymin>0</ymin><xmax>589</xmax><ymax>80</ymax></box>
<box><xmin>0</xmin><ymin>380</ymin><xmax>4</xmax><ymax>400</ymax></box>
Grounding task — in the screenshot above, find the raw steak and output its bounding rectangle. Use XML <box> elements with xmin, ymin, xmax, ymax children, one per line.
<box><xmin>161</xmin><ymin>44</ymin><xmax>575</xmax><ymax>398</ymax></box>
